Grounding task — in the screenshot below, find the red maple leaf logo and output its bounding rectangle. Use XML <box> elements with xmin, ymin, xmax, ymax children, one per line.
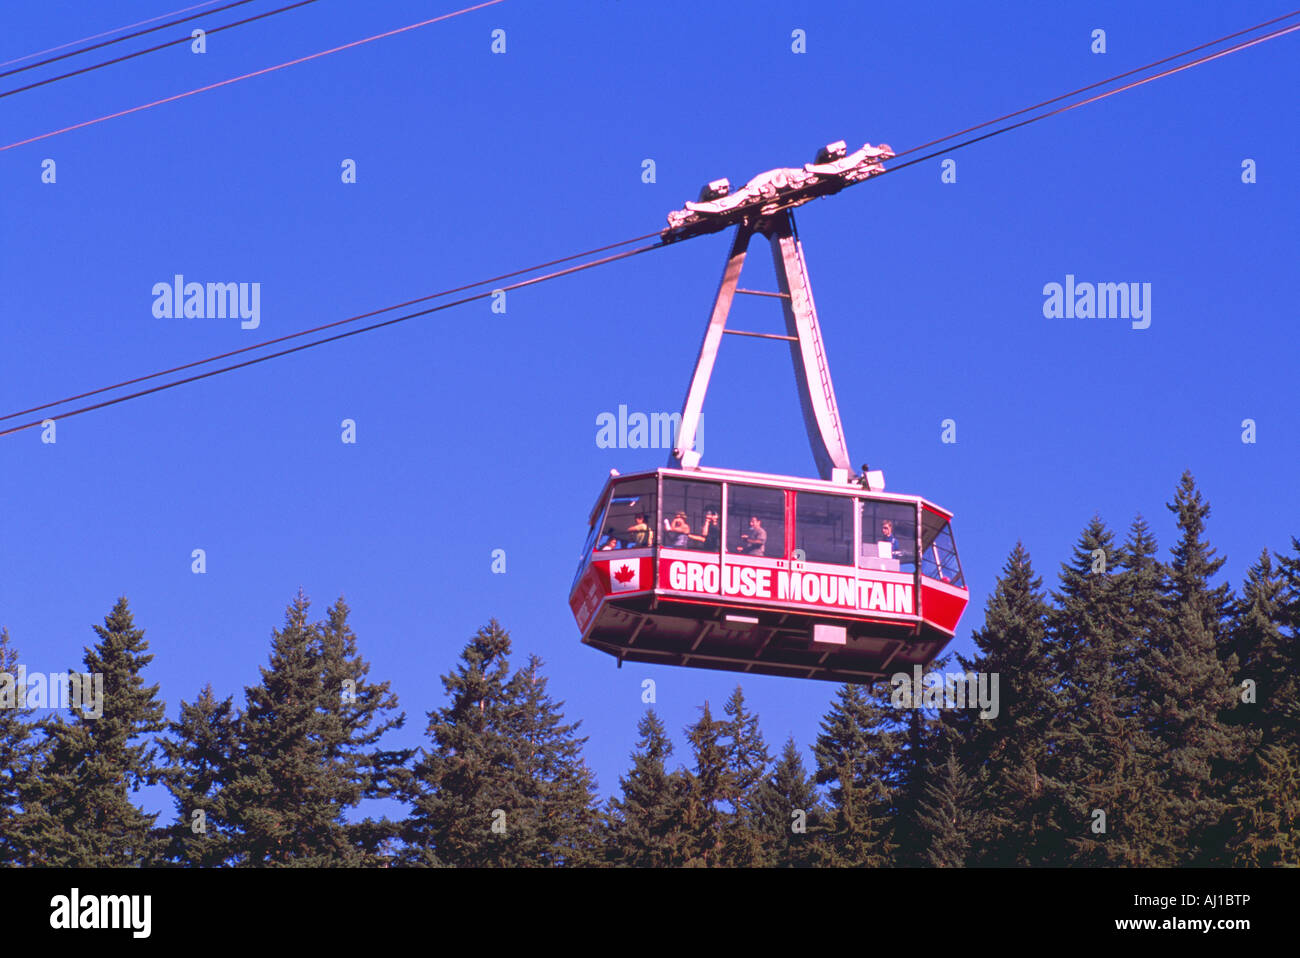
<box><xmin>613</xmin><ymin>564</ymin><xmax>635</xmax><ymax>584</ymax></box>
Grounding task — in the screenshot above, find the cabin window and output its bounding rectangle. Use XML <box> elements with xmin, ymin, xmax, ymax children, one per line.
<box><xmin>794</xmin><ymin>492</ymin><xmax>853</xmax><ymax>566</ymax></box>
<box><xmin>921</xmin><ymin>510</ymin><xmax>964</xmax><ymax>587</ymax></box>
<box><xmin>726</xmin><ymin>485</ymin><xmax>785</xmax><ymax>559</ymax></box>
<box><xmin>859</xmin><ymin>500</ymin><xmax>917</xmax><ymax>573</ymax></box>
<box><xmin>595</xmin><ymin>479</ymin><xmax>657</xmax><ymax>551</ymax></box>
<box><xmin>662</xmin><ymin>479</ymin><xmax>721</xmax><ymax>554</ymax></box>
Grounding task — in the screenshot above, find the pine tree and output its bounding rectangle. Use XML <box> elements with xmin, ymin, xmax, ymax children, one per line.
<box><xmin>0</xmin><ymin>628</ymin><xmax>45</xmax><ymax>866</ymax></box>
<box><xmin>17</xmin><ymin>598</ymin><xmax>167</xmax><ymax>866</ymax></box>
<box><xmin>406</xmin><ymin>621</ymin><xmax>596</xmax><ymax>867</ymax></box>
<box><xmin>681</xmin><ymin>701</ymin><xmax>731</xmax><ymax>866</ymax></box>
<box><xmin>1049</xmin><ymin>517</ymin><xmax>1149</xmax><ymax>865</ymax></box>
<box><xmin>1107</xmin><ymin>516</ymin><xmax>1170</xmax><ymax>866</ymax></box>
<box><xmin>605</xmin><ymin>709</ymin><xmax>693</xmax><ymax>867</ymax></box>
<box><xmin>949</xmin><ymin>543</ymin><xmax>1064</xmax><ymax>866</ymax></box>
<box><xmin>813</xmin><ymin>683</ymin><xmax>897</xmax><ymax>867</ymax></box>
<box><xmin>751</xmin><ymin>737</ymin><xmax>822</xmax><ymax>867</ymax></box>
<box><xmin>496</xmin><ymin>655</ymin><xmax>601</xmax><ymax>866</ymax></box>
<box><xmin>157</xmin><ymin>684</ymin><xmax>239</xmax><ymax>866</ymax></box>
<box><xmin>887</xmin><ymin>658</ymin><xmax>951</xmax><ymax>866</ymax></box>
<box><xmin>1138</xmin><ymin>473</ymin><xmax>1247</xmax><ymax>865</ymax></box>
<box><xmin>314</xmin><ymin>597</ymin><xmax>411</xmax><ymax>863</ymax></box>
<box><xmin>913</xmin><ymin>745</ymin><xmax>975</xmax><ymax>867</ymax></box>
<box><xmin>718</xmin><ymin>686</ymin><xmax>770</xmax><ymax>866</ymax></box>
<box><xmin>1223</xmin><ymin>546</ymin><xmax>1300</xmax><ymax>865</ymax></box>
<box><xmin>223</xmin><ymin>592</ymin><xmax>407</xmax><ymax>866</ymax></box>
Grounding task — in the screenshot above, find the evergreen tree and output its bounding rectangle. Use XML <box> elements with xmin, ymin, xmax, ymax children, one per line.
<box><xmin>17</xmin><ymin>598</ymin><xmax>166</xmax><ymax>866</ymax></box>
<box><xmin>605</xmin><ymin>709</ymin><xmax>693</xmax><ymax>867</ymax></box>
<box><xmin>1049</xmin><ymin>517</ymin><xmax>1149</xmax><ymax>865</ymax></box>
<box><xmin>314</xmin><ymin>598</ymin><xmax>411</xmax><ymax>863</ymax></box>
<box><xmin>496</xmin><ymin>655</ymin><xmax>601</xmax><ymax>866</ymax></box>
<box><xmin>681</xmin><ymin>701</ymin><xmax>731</xmax><ymax>866</ymax></box>
<box><xmin>1223</xmin><ymin>546</ymin><xmax>1300</xmax><ymax>865</ymax></box>
<box><xmin>157</xmin><ymin>684</ymin><xmax>239</xmax><ymax>866</ymax></box>
<box><xmin>914</xmin><ymin>745</ymin><xmax>975</xmax><ymax>867</ymax></box>
<box><xmin>1097</xmin><ymin>515</ymin><xmax>1171</xmax><ymax>866</ymax></box>
<box><xmin>1138</xmin><ymin>473</ymin><xmax>1246</xmax><ymax>865</ymax></box>
<box><xmin>0</xmin><ymin>629</ymin><xmax>45</xmax><ymax>866</ymax></box>
<box><xmin>813</xmin><ymin>683</ymin><xmax>897</xmax><ymax>867</ymax></box>
<box><xmin>751</xmin><ymin>737</ymin><xmax>822</xmax><ymax>867</ymax></box>
<box><xmin>223</xmin><ymin>592</ymin><xmax>407</xmax><ymax>866</ymax></box>
<box><xmin>718</xmin><ymin>686</ymin><xmax>770</xmax><ymax>866</ymax></box>
<box><xmin>948</xmin><ymin>543</ymin><xmax>1064</xmax><ymax>866</ymax></box>
<box><xmin>887</xmin><ymin>658</ymin><xmax>951</xmax><ymax>866</ymax></box>
<box><xmin>406</xmin><ymin>621</ymin><xmax>596</xmax><ymax>866</ymax></box>
<box><xmin>404</xmin><ymin>619</ymin><xmax>514</xmax><ymax>866</ymax></box>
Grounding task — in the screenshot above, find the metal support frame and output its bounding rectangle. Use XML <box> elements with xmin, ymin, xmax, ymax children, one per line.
<box><xmin>669</xmin><ymin>209</ymin><xmax>852</xmax><ymax>482</ymax></box>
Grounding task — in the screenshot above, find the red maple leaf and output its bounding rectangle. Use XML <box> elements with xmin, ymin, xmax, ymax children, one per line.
<box><xmin>613</xmin><ymin>564</ymin><xmax>635</xmax><ymax>584</ymax></box>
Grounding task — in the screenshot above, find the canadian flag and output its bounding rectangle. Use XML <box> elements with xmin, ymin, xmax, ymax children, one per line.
<box><xmin>609</xmin><ymin>559</ymin><xmax>640</xmax><ymax>593</ymax></box>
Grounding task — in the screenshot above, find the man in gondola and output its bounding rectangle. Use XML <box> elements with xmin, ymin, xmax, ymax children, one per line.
<box><xmin>740</xmin><ymin>516</ymin><xmax>767</xmax><ymax>556</ymax></box>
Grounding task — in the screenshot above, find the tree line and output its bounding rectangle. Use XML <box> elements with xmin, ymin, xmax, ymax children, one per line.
<box><xmin>0</xmin><ymin>471</ymin><xmax>1296</xmax><ymax>866</ymax></box>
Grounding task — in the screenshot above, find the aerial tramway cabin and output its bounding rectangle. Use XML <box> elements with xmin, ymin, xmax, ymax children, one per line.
<box><xmin>571</xmin><ymin>139</ymin><xmax>970</xmax><ymax>683</ymax></box>
<box><xmin>570</xmin><ymin>465</ymin><xmax>967</xmax><ymax>684</ymax></box>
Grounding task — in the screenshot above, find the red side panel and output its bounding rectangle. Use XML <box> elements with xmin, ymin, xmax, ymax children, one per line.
<box><xmin>920</xmin><ymin>578</ymin><xmax>968</xmax><ymax>635</ymax></box>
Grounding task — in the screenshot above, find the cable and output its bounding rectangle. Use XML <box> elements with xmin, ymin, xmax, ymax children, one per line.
<box><xmin>0</xmin><ymin>229</ymin><xmax>665</xmax><ymax>425</ymax></box>
<box><xmin>0</xmin><ymin>243</ymin><xmax>663</xmax><ymax>438</ymax></box>
<box><xmin>889</xmin><ymin>7</ymin><xmax>1300</xmax><ymax>160</ymax></box>
<box><xmin>0</xmin><ymin>0</ymin><xmax>258</xmax><ymax>81</ymax></box>
<box><xmin>0</xmin><ymin>0</ymin><xmax>508</xmax><ymax>153</ymax></box>
<box><xmin>0</xmin><ymin>0</ymin><xmax>227</xmax><ymax>69</ymax></box>
<box><xmin>0</xmin><ymin>1</ymin><xmax>325</xmax><ymax>101</ymax></box>
<box><xmin>1</xmin><ymin>11</ymin><xmax>1294</xmax><ymax>435</ymax></box>
<box><xmin>875</xmin><ymin>20</ymin><xmax>1300</xmax><ymax>179</ymax></box>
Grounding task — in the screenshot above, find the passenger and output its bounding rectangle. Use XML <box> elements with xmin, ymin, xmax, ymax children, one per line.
<box><xmin>879</xmin><ymin>519</ymin><xmax>899</xmax><ymax>556</ymax></box>
<box><xmin>689</xmin><ymin>510</ymin><xmax>720</xmax><ymax>550</ymax></box>
<box><xmin>627</xmin><ymin>514</ymin><xmax>653</xmax><ymax>548</ymax></box>
<box><xmin>665</xmin><ymin>511</ymin><xmax>691</xmax><ymax>547</ymax></box>
<box><xmin>599</xmin><ymin>533</ymin><xmax>621</xmax><ymax>551</ymax></box>
<box><xmin>739</xmin><ymin>516</ymin><xmax>767</xmax><ymax>555</ymax></box>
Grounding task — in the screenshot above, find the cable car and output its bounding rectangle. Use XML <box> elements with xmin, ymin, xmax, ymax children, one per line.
<box><xmin>571</xmin><ymin>141</ymin><xmax>969</xmax><ymax>683</ymax></box>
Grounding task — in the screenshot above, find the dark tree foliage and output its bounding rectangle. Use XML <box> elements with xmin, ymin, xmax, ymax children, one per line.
<box><xmin>886</xmin><ymin>658</ymin><xmax>952</xmax><ymax>866</ymax></box>
<box><xmin>497</xmin><ymin>655</ymin><xmax>601</xmax><ymax>865</ymax></box>
<box><xmin>752</xmin><ymin>737</ymin><xmax>823</xmax><ymax>867</ymax></box>
<box><xmin>681</xmin><ymin>701</ymin><xmax>731</xmax><ymax>867</ymax></box>
<box><xmin>1222</xmin><ymin>546</ymin><xmax>1300</xmax><ymax>865</ymax></box>
<box><xmin>718</xmin><ymin>686</ymin><xmax>771</xmax><ymax>866</ymax></box>
<box><xmin>17</xmin><ymin>598</ymin><xmax>166</xmax><ymax>867</ymax></box>
<box><xmin>813</xmin><ymin>683</ymin><xmax>897</xmax><ymax>867</ymax></box>
<box><xmin>157</xmin><ymin>684</ymin><xmax>239</xmax><ymax>866</ymax></box>
<box><xmin>1137</xmin><ymin>474</ymin><xmax>1248</xmax><ymax>865</ymax></box>
<box><xmin>948</xmin><ymin>543</ymin><xmax>1065</xmax><ymax>866</ymax></box>
<box><xmin>605</xmin><ymin>709</ymin><xmax>693</xmax><ymax>867</ymax></box>
<box><xmin>0</xmin><ymin>629</ymin><xmax>45</xmax><ymax>866</ymax></box>
<box><xmin>1048</xmin><ymin>517</ymin><xmax>1152</xmax><ymax>865</ymax></box>
<box><xmin>220</xmin><ymin>592</ymin><xmax>408</xmax><ymax>866</ymax></box>
<box><xmin>914</xmin><ymin>744</ymin><xmax>976</xmax><ymax>867</ymax></box>
<box><xmin>404</xmin><ymin>621</ymin><xmax>599</xmax><ymax>866</ymax></box>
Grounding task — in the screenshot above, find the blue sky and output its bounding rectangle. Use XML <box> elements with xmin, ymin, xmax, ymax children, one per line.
<box><xmin>1</xmin><ymin>0</ymin><xmax>1296</xmax><ymax>819</ymax></box>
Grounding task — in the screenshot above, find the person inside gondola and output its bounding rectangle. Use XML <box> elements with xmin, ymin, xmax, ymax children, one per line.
<box><xmin>688</xmin><ymin>510</ymin><xmax>720</xmax><ymax>551</ymax></box>
<box><xmin>879</xmin><ymin>519</ymin><xmax>899</xmax><ymax>557</ymax></box>
<box><xmin>740</xmin><ymin>516</ymin><xmax>767</xmax><ymax>555</ymax></box>
<box><xmin>627</xmin><ymin>514</ymin><xmax>653</xmax><ymax>548</ymax></box>
<box><xmin>665</xmin><ymin>511</ymin><xmax>692</xmax><ymax>547</ymax></box>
